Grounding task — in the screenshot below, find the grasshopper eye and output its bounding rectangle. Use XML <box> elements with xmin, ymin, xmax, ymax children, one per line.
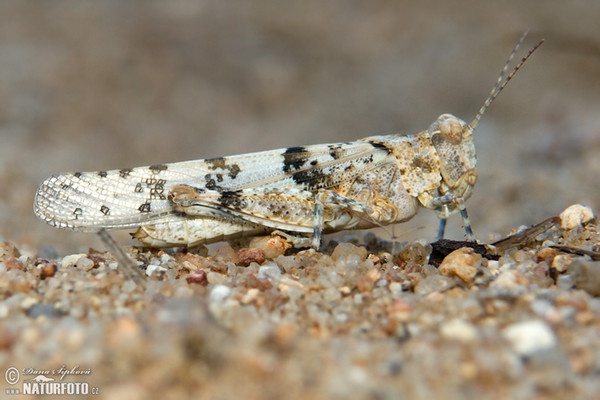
<box><xmin>438</xmin><ymin>114</ymin><xmax>464</xmax><ymax>145</ymax></box>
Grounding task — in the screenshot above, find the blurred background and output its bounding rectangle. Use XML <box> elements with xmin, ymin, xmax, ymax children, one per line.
<box><xmin>1</xmin><ymin>0</ymin><xmax>598</xmax><ymax>254</ymax></box>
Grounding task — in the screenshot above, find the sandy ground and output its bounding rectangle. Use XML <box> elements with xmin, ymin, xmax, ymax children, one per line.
<box><xmin>1</xmin><ymin>1</ymin><xmax>600</xmax><ymax>399</ymax></box>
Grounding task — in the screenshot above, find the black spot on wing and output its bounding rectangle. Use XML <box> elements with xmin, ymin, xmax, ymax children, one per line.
<box><xmin>367</xmin><ymin>140</ymin><xmax>393</xmax><ymax>153</ymax></box>
<box><xmin>282</xmin><ymin>146</ymin><xmax>308</xmax><ymax>173</ymax></box>
<box><xmin>119</xmin><ymin>169</ymin><xmax>132</xmax><ymax>178</ymax></box>
<box><xmin>98</xmin><ymin>171</ymin><xmax>108</xmax><ymax>178</ymax></box>
<box><xmin>291</xmin><ymin>169</ymin><xmax>333</xmax><ymax>188</ymax></box>
<box><xmin>328</xmin><ymin>144</ymin><xmax>344</xmax><ymax>160</ymax></box>
<box><xmin>206</xmin><ymin>157</ymin><xmax>241</xmax><ymax>179</ymax></box>
<box><xmin>138</xmin><ymin>202</ymin><xmax>151</xmax><ymax>213</ymax></box>
<box><xmin>219</xmin><ymin>190</ymin><xmax>244</xmax><ymax>210</ymax></box>
<box><xmin>149</xmin><ymin>164</ymin><xmax>168</xmax><ymax>173</ymax></box>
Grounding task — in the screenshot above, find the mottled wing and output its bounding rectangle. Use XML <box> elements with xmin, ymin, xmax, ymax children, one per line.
<box><xmin>34</xmin><ymin>137</ymin><xmax>395</xmax><ymax>232</ymax></box>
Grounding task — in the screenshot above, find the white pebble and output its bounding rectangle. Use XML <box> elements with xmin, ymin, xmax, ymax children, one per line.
<box><xmin>441</xmin><ymin>319</ymin><xmax>479</xmax><ymax>342</ymax></box>
<box><xmin>61</xmin><ymin>254</ymin><xmax>87</xmax><ymax>268</ymax></box>
<box><xmin>21</xmin><ymin>297</ymin><xmax>39</xmax><ymax>309</ymax></box>
<box><xmin>210</xmin><ymin>285</ymin><xmax>232</xmax><ymax>302</ymax></box>
<box><xmin>257</xmin><ymin>264</ymin><xmax>281</xmax><ymax>280</ymax></box>
<box><xmin>560</xmin><ymin>204</ymin><xmax>594</xmax><ymax>230</ymax></box>
<box><xmin>502</xmin><ymin>320</ymin><xmax>557</xmax><ymax>356</ymax></box>
<box><xmin>145</xmin><ymin>264</ymin><xmax>167</xmax><ymax>277</ymax></box>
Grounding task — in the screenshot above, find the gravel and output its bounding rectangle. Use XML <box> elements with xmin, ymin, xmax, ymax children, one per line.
<box><xmin>0</xmin><ymin>205</ymin><xmax>599</xmax><ymax>399</ymax></box>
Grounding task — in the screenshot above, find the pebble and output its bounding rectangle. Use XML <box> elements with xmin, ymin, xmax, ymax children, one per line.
<box><xmin>440</xmin><ymin>319</ymin><xmax>479</xmax><ymax>342</ymax></box>
<box><xmin>552</xmin><ymin>254</ymin><xmax>572</xmax><ymax>273</ymax></box>
<box><xmin>438</xmin><ymin>247</ymin><xmax>482</xmax><ymax>284</ymax></box>
<box><xmin>502</xmin><ymin>320</ymin><xmax>557</xmax><ymax>356</ymax></box>
<box><xmin>257</xmin><ymin>264</ymin><xmax>282</xmax><ymax>280</ymax></box>
<box><xmin>61</xmin><ymin>254</ymin><xmax>87</xmax><ymax>268</ymax></box>
<box><xmin>207</xmin><ymin>271</ymin><xmax>227</xmax><ymax>285</ymax></box>
<box><xmin>491</xmin><ymin>269</ymin><xmax>529</xmax><ymax>289</ymax></box>
<box><xmin>210</xmin><ymin>285</ymin><xmax>232</xmax><ymax>302</ymax></box>
<box><xmin>76</xmin><ymin>257</ymin><xmax>95</xmax><ymax>271</ymax></box>
<box><xmin>145</xmin><ymin>264</ymin><xmax>167</xmax><ymax>277</ymax></box>
<box><xmin>570</xmin><ymin>260</ymin><xmax>600</xmax><ymax>296</ymax></box>
<box><xmin>248</xmin><ymin>235</ymin><xmax>292</xmax><ymax>259</ymax></box>
<box><xmin>560</xmin><ymin>204</ymin><xmax>594</xmax><ymax>230</ymax></box>
<box><xmin>414</xmin><ymin>275</ymin><xmax>455</xmax><ymax>295</ymax></box>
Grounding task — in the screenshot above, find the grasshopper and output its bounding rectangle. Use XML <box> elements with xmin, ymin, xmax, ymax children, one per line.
<box><xmin>34</xmin><ymin>32</ymin><xmax>542</xmax><ymax>250</ymax></box>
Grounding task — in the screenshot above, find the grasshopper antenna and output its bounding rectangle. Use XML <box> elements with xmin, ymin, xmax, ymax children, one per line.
<box><xmin>470</xmin><ymin>31</ymin><xmax>544</xmax><ymax>130</ymax></box>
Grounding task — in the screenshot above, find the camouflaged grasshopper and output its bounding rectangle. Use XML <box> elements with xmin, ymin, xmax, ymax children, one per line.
<box><xmin>34</xmin><ymin>33</ymin><xmax>542</xmax><ymax>249</ymax></box>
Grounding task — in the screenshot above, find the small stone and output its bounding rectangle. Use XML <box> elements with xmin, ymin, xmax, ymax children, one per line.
<box><xmin>551</xmin><ymin>254</ymin><xmax>572</xmax><ymax>273</ymax></box>
<box><xmin>536</xmin><ymin>247</ymin><xmax>557</xmax><ymax>264</ymax></box>
<box><xmin>257</xmin><ymin>264</ymin><xmax>281</xmax><ymax>280</ymax></box>
<box><xmin>395</xmin><ymin>242</ymin><xmax>431</xmax><ymax>266</ymax></box>
<box><xmin>5</xmin><ymin>257</ymin><xmax>25</xmax><ymax>271</ymax></box>
<box><xmin>331</xmin><ymin>242</ymin><xmax>368</xmax><ymax>262</ymax></box>
<box><xmin>61</xmin><ymin>254</ymin><xmax>87</xmax><ymax>268</ymax></box>
<box><xmin>177</xmin><ymin>253</ymin><xmax>208</xmax><ymax>270</ymax></box>
<box><xmin>214</xmin><ymin>245</ymin><xmax>237</xmax><ymax>263</ymax></box>
<box><xmin>491</xmin><ymin>269</ymin><xmax>529</xmax><ymax>289</ymax></box>
<box><xmin>502</xmin><ymin>320</ymin><xmax>557</xmax><ymax>356</ymax></box>
<box><xmin>240</xmin><ymin>288</ymin><xmax>260</xmax><ymax>304</ymax></box>
<box><xmin>414</xmin><ymin>275</ymin><xmax>455</xmax><ymax>295</ymax></box>
<box><xmin>438</xmin><ymin>247</ymin><xmax>482</xmax><ymax>284</ymax></box>
<box><xmin>76</xmin><ymin>257</ymin><xmax>95</xmax><ymax>271</ymax></box>
<box><xmin>26</xmin><ymin>303</ymin><xmax>64</xmax><ymax>319</ymax></box>
<box><xmin>21</xmin><ymin>297</ymin><xmax>38</xmax><ymax>309</ymax></box>
<box><xmin>39</xmin><ymin>263</ymin><xmax>57</xmax><ymax>279</ymax></box>
<box><xmin>248</xmin><ymin>235</ymin><xmax>292</xmax><ymax>259</ymax></box>
<box><xmin>441</xmin><ymin>319</ymin><xmax>479</xmax><ymax>342</ymax></box>
<box><xmin>570</xmin><ymin>260</ymin><xmax>600</xmax><ymax>296</ymax></box>
<box><xmin>186</xmin><ymin>271</ymin><xmax>208</xmax><ymax>285</ymax></box>
<box><xmin>560</xmin><ymin>204</ymin><xmax>594</xmax><ymax>230</ymax></box>
<box><xmin>210</xmin><ymin>284</ymin><xmax>231</xmax><ymax>302</ymax></box>
<box><xmin>207</xmin><ymin>271</ymin><xmax>227</xmax><ymax>285</ymax></box>
<box><xmin>237</xmin><ymin>248</ymin><xmax>266</xmax><ymax>266</ymax></box>
<box><xmin>0</xmin><ymin>241</ymin><xmax>20</xmax><ymax>258</ymax></box>
<box><xmin>145</xmin><ymin>264</ymin><xmax>167</xmax><ymax>277</ymax></box>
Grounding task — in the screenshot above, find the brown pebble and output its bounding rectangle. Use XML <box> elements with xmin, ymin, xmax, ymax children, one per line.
<box><xmin>186</xmin><ymin>271</ymin><xmax>208</xmax><ymax>285</ymax></box>
<box><xmin>245</xmin><ymin>274</ymin><xmax>273</xmax><ymax>290</ymax></box>
<box><xmin>0</xmin><ymin>325</ymin><xmax>16</xmax><ymax>349</ymax></box>
<box><xmin>395</xmin><ymin>242</ymin><xmax>431</xmax><ymax>266</ymax></box>
<box><xmin>40</xmin><ymin>263</ymin><xmax>57</xmax><ymax>279</ymax></box>
<box><xmin>0</xmin><ymin>242</ymin><xmax>21</xmax><ymax>258</ymax></box>
<box><xmin>536</xmin><ymin>247</ymin><xmax>557</xmax><ymax>264</ymax></box>
<box><xmin>177</xmin><ymin>253</ymin><xmax>209</xmax><ymax>269</ymax></box>
<box><xmin>237</xmin><ymin>248</ymin><xmax>266</xmax><ymax>267</ymax></box>
<box><xmin>5</xmin><ymin>257</ymin><xmax>25</xmax><ymax>271</ymax></box>
<box><xmin>551</xmin><ymin>254</ymin><xmax>572</xmax><ymax>273</ymax></box>
<box><xmin>438</xmin><ymin>247</ymin><xmax>482</xmax><ymax>284</ymax></box>
<box><xmin>248</xmin><ymin>235</ymin><xmax>292</xmax><ymax>259</ymax></box>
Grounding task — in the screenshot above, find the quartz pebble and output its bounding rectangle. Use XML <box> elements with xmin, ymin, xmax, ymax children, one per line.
<box><xmin>502</xmin><ymin>320</ymin><xmax>557</xmax><ymax>356</ymax></box>
<box><xmin>560</xmin><ymin>204</ymin><xmax>594</xmax><ymax>230</ymax></box>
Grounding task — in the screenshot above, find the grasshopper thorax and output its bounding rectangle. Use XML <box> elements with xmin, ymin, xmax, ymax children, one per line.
<box><xmin>429</xmin><ymin>113</ymin><xmax>477</xmax><ymax>202</ymax></box>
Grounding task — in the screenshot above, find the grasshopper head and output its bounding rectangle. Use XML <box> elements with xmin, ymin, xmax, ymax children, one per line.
<box><xmin>429</xmin><ymin>114</ymin><xmax>478</xmax><ymax>203</ymax></box>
